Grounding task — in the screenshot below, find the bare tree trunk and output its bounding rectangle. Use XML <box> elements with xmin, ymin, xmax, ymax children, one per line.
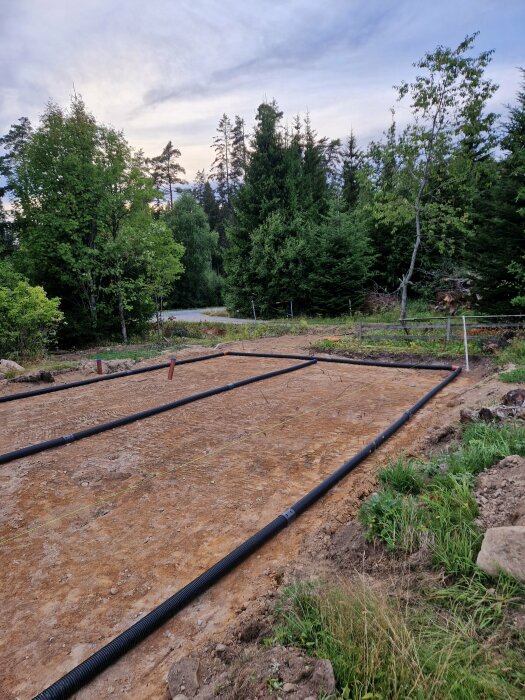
<box><xmin>400</xmin><ymin>179</ymin><xmax>425</xmax><ymax>322</ymax></box>
<box><xmin>155</xmin><ymin>293</ymin><xmax>161</xmax><ymax>337</ymax></box>
<box><xmin>117</xmin><ymin>283</ymin><xmax>127</xmax><ymax>343</ymax></box>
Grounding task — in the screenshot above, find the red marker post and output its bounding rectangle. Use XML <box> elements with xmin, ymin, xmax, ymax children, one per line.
<box><xmin>167</xmin><ymin>357</ymin><xmax>177</xmax><ymax>380</ymax></box>
<box><xmin>96</xmin><ymin>358</ymin><xmax>103</xmax><ymax>375</ymax></box>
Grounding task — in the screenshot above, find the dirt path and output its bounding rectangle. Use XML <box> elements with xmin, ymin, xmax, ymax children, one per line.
<box><xmin>0</xmin><ymin>336</ymin><xmax>482</xmax><ymax>699</ymax></box>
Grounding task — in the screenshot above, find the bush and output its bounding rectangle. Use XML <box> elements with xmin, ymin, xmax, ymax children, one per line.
<box><xmin>0</xmin><ymin>281</ymin><xmax>64</xmax><ymax>359</ymax></box>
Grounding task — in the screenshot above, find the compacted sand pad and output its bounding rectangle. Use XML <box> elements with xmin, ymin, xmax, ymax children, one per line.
<box><xmin>0</xmin><ymin>346</ymin><xmax>460</xmax><ymax>698</ymax></box>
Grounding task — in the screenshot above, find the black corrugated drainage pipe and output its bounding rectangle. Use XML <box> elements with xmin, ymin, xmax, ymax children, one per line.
<box><xmin>33</xmin><ymin>366</ymin><xmax>461</xmax><ymax>700</ymax></box>
<box><xmin>0</xmin><ymin>360</ymin><xmax>316</xmax><ymax>466</ymax></box>
<box><xmin>227</xmin><ymin>350</ymin><xmax>456</xmax><ymax>372</ymax></box>
<box><xmin>0</xmin><ymin>352</ymin><xmax>226</xmax><ymax>405</ymax></box>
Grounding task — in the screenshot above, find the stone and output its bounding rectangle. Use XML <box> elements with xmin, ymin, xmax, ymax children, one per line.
<box><xmin>0</xmin><ymin>359</ymin><xmax>24</xmax><ymax>372</ymax></box>
<box><xmin>502</xmin><ymin>389</ymin><xmax>525</xmax><ymax>407</ymax></box>
<box><xmin>309</xmin><ymin>658</ymin><xmax>336</xmax><ymax>696</ymax></box>
<box><xmin>168</xmin><ymin>658</ymin><xmax>200</xmax><ymax>698</ymax></box>
<box><xmin>11</xmin><ymin>370</ymin><xmax>55</xmax><ymax>384</ymax></box>
<box><xmin>282</xmin><ymin>682</ymin><xmax>296</xmax><ymax>693</ymax></box>
<box><xmin>460</xmin><ymin>407</ymin><xmax>478</xmax><ymax>423</ymax></box>
<box><xmin>476</xmin><ymin>526</ymin><xmax>525</xmax><ymax>582</ymax></box>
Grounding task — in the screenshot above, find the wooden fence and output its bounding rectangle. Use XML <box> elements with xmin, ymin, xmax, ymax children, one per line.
<box><xmin>356</xmin><ymin>315</ymin><xmax>525</xmax><ymax>347</ymax></box>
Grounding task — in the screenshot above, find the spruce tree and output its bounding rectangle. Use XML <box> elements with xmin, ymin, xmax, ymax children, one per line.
<box><xmin>470</xmin><ymin>70</ymin><xmax>525</xmax><ymax>309</ymax></box>
<box><xmin>148</xmin><ymin>141</ymin><xmax>186</xmax><ymax>209</ymax></box>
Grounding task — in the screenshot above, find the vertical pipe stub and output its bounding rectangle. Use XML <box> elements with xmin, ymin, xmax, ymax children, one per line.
<box><xmin>95</xmin><ymin>359</ymin><xmax>103</xmax><ymax>375</ymax></box>
<box><xmin>167</xmin><ymin>357</ymin><xmax>177</xmax><ymax>381</ymax></box>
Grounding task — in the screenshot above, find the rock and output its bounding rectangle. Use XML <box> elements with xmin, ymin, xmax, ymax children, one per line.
<box><xmin>479</xmin><ymin>407</ymin><xmax>499</xmax><ymax>422</ymax></box>
<box><xmin>168</xmin><ymin>658</ymin><xmax>200</xmax><ymax>698</ymax></box>
<box><xmin>476</xmin><ymin>526</ymin><xmax>525</xmax><ymax>582</ymax></box>
<box><xmin>172</xmin><ymin>696</ymin><xmax>189</xmax><ymax>700</ymax></box>
<box><xmin>0</xmin><ymin>359</ymin><xmax>24</xmax><ymax>372</ymax></box>
<box><xmin>502</xmin><ymin>389</ymin><xmax>525</xmax><ymax>407</ymax></box>
<box><xmin>11</xmin><ymin>370</ymin><xmax>55</xmax><ymax>384</ymax></box>
<box><xmin>309</xmin><ymin>658</ymin><xmax>336</xmax><ymax>695</ymax></box>
<box><xmin>460</xmin><ymin>407</ymin><xmax>479</xmax><ymax>423</ymax></box>
<box><xmin>283</xmin><ymin>682</ymin><xmax>296</xmax><ymax>693</ymax></box>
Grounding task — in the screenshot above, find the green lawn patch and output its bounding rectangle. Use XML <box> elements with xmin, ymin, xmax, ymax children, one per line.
<box><xmin>499</xmin><ymin>367</ymin><xmax>525</xmax><ymax>383</ymax></box>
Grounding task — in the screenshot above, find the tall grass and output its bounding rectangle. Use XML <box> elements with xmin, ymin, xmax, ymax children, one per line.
<box><xmin>274</xmin><ymin>582</ymin><xmax>523</xmax><ymax>699</ymax></box>
<box><xmin>360</xmin><ymin>423</ymin><xmax>525</xmax><ymax>575</ymax></box>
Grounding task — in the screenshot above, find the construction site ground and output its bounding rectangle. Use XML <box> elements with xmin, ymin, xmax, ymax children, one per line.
<box><xmin>0</xmin><ymin>335</ymin><xmax>491</xmax><ymax>699</ymax></box>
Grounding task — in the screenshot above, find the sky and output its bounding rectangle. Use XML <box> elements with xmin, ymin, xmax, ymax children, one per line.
<box><xmin>1</xmin><ymin>0</ymin><xmax>524</xmax><ymax>180</ymax></box>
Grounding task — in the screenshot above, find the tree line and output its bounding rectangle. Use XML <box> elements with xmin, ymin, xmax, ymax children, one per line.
<box><xmin>0</xmin><ymin>32</ymin><xmax>524</xmax><ymax>355</ymax></box>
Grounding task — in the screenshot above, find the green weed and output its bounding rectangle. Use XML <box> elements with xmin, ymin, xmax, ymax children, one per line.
<box><xmin>359</xmin><ymin>491</ymin><xmax>424</xmax><ymax>553</ymax></box>
<box><xmin>498</xmin><ymin>367</ymin><xmax>525</xmax><ymax>383</ymax></box>
<box><xmin>497</xmin><ymin>338</ymin><xmax>525</xmax><ymax>366</ymax></box>
<box><xmin>378</xmin><ymin>458</ymin><xmax>426</xmax><ymax>494</ymax></box>
<box><xmin>423</xmin><ymin>473</ymin><xmax>481</xmax><ymax>575</ymax></box>
<box><xmin>274</xmin><ymin>582</ymin><xmax>524</xmax><ymax>700</ymax></box>
<box><xmin>429</xmin><ymin>571</ymin><xmax>525</xmax><ymax>630</ymax></box>
<box><xmin>448</xmin><ymin>422</ymin><xmax>525</xmax><ymax>475</ymax></box>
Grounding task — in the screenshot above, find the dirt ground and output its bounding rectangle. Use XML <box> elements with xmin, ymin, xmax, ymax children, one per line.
<box><xmin>0</xmin><ymin>335</ymin><xmax>489</xmax><ymax>699</ymax></box>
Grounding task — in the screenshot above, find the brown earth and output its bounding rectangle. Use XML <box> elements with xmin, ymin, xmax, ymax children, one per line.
<box><xmin>0</xmin><ymin>335</ymin><xmax>493</xmax><ymax>699</ymax></box>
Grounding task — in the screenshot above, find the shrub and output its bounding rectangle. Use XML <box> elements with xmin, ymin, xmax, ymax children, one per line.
<box><xmin>0</xmin><ymin>281</ymin><xmax>63</xmax><ymax>360</ymax></box>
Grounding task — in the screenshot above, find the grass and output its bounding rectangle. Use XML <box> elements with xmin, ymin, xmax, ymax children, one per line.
<box><xmin>360</xmin><ymin>423</ymin><xmax>525</xmax><ymax>574</ymax></box>
<box><xmin>499</xmin><ymin>367</ymin><xmax>525</xmax><ymax>383</ymax></box>
<box><xmin>378</xmin><ymin>458</ymin><xmax>425</xmax><ymax>494</ymax></box>
<box><xmin>273</xmin><ymin>581</ymin><xmax>524</xmax><ymax>699</ymax></box>
<box><xmin>312</xmin><ymin>336</ymin><xmax>469</xmax><ymax>358</ymax></box>
<box><xmin>87</xmin><ymin>348</ymin><xmax>179</xmax><ymax>361</ymax></box>
<box><xmin>497</xmin><ymin>338</ymin><xmax>525</xmax><ymax>366</ymax></box>
<box><xmin>271</xmin><ymin>421</ymin><xmax>525</xmax><ymax>698</ymax></box>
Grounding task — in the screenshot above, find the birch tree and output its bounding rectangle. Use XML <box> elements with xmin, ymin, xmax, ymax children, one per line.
<box><xmin>394</xmin><ymin>33</ymin><xmax>497</xmax><ymax>319</ymax></box>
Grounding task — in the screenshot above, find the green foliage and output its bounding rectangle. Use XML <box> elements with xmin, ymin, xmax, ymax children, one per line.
<box><xmin>381</xmin><ymin>33</ymin><xmax>497</xmax><ymax>318</ymax></box>
<box><xmin>497</xmin><ymin>338</ymin><xmax>525</xmax><ymax>366</ymax></box>
<box><xmin>2</xmin><ymin>96</ymin><xmax>171</xmax><ymax>346</ymax></box>
<box><xmin>378</xmin><ymin>458</ymin><xmax>425</xmax><ymax>494</ymax></box>
<box><xmin>499</xmin><ymin>366</ymin><xmax>525</xmax><ymax>383</ymax></box>
<box><xmin>361</xmin><ymin>422</ymin><xmax>525</xmax><ymax>575</ymax></box>
<box><xmin>423</xmin><ymin>473</ymin><xmax>481</xmax><ymax>575</ymax></box>
<box><xmin>359</xmin><ymin>423</ymin><xmax>525</xmax><ymax>576</ymax></box>
<box><xmin>0</xmin><ymin>281</ymin><xmax>63</xmax><ymax>359</ymax></box>
<box><xmin>359</xmin><ymin>491</ymin><xmax>423</xmax><ymax>553</ymax></box>
<box><xmin>163</xmin><ymin>194</ymin><xmax>221</xmax><ymax>308</ymax></box>
<box><xmin>471</xmin><ymin>70</ymin><xmax>525</xmax><ymax>310</ymax></box>
<box><xmin>448</xmin><ymin>422</ymin><xmax>525</xmax><ymax>474</ymax></box>
<box><xmin>430</xmin><ymin>571</ymin><xmax>525</xmax><ymax>630</ymax></box>
<box><xmin>274</xmin><ymin>582</ymin><xmax>523</xmax><ymax>700</ymax></box>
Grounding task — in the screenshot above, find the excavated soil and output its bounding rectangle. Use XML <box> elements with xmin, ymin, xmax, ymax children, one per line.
<box><xmin>0</xmin><ymin>335</ymin><xmax>481</xmax><ymax>699</ymax></box>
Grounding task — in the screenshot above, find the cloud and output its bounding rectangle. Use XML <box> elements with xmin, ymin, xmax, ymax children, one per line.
<box><xmin>1</xmin><ymin>0</ymin><xmax>524</xmax><ymax>178</ymax></box>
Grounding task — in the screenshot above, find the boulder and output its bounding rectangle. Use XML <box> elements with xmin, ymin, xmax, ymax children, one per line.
<box><xmin>502</xmin><ymin>389</ymin><xmax>525</xmax><ymax>407</ymax></box>
<box><xmin>0</xmin><ymin>359</ymin><xmax>24</xmax><ymax>373</ymax></box>
<box><xmin>476</xmin><ymin>526</ymin><xmax>525</xmax><ymax>582</ymax></box>
<box><xmin>11</xmin><ymin>370</ymin><xmax>55</xmax><ymax>384</ymax></box>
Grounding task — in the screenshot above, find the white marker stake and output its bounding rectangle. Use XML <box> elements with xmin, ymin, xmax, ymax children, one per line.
<box><xmin>462</xmin><ymin>315</ymin><xmax>470</xmax><ymax>371</ymax></box>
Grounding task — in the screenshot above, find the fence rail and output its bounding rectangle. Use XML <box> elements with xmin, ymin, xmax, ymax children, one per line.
<box><xmin>354</xmin><ymin>315</ymin><xmax>525</xmax><ymax>370</ymax></box>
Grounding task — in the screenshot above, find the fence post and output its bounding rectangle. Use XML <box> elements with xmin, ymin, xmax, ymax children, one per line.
<box><xmin>462</xmin><ymin>315</ymin><xmax>470</xmax><ymax>371</ymax></box>
<box><xmin>446</xmin><ymin>317</ymin><xmax>451</xmax><ymax>345</ymax></box>
<box><xmin>290</xmin><ymin>299</ymin><xmax>294</xmax><ymax>319</ymax></box>
<box><xmin>251</xmin><ymin>298</ymin><xmax>257</xmax><ymax>322</ymax></box>
<box><xmin>358</xmin><ymin>323</ymin><xmax>363</xmax><ymax>341</ymax></box>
